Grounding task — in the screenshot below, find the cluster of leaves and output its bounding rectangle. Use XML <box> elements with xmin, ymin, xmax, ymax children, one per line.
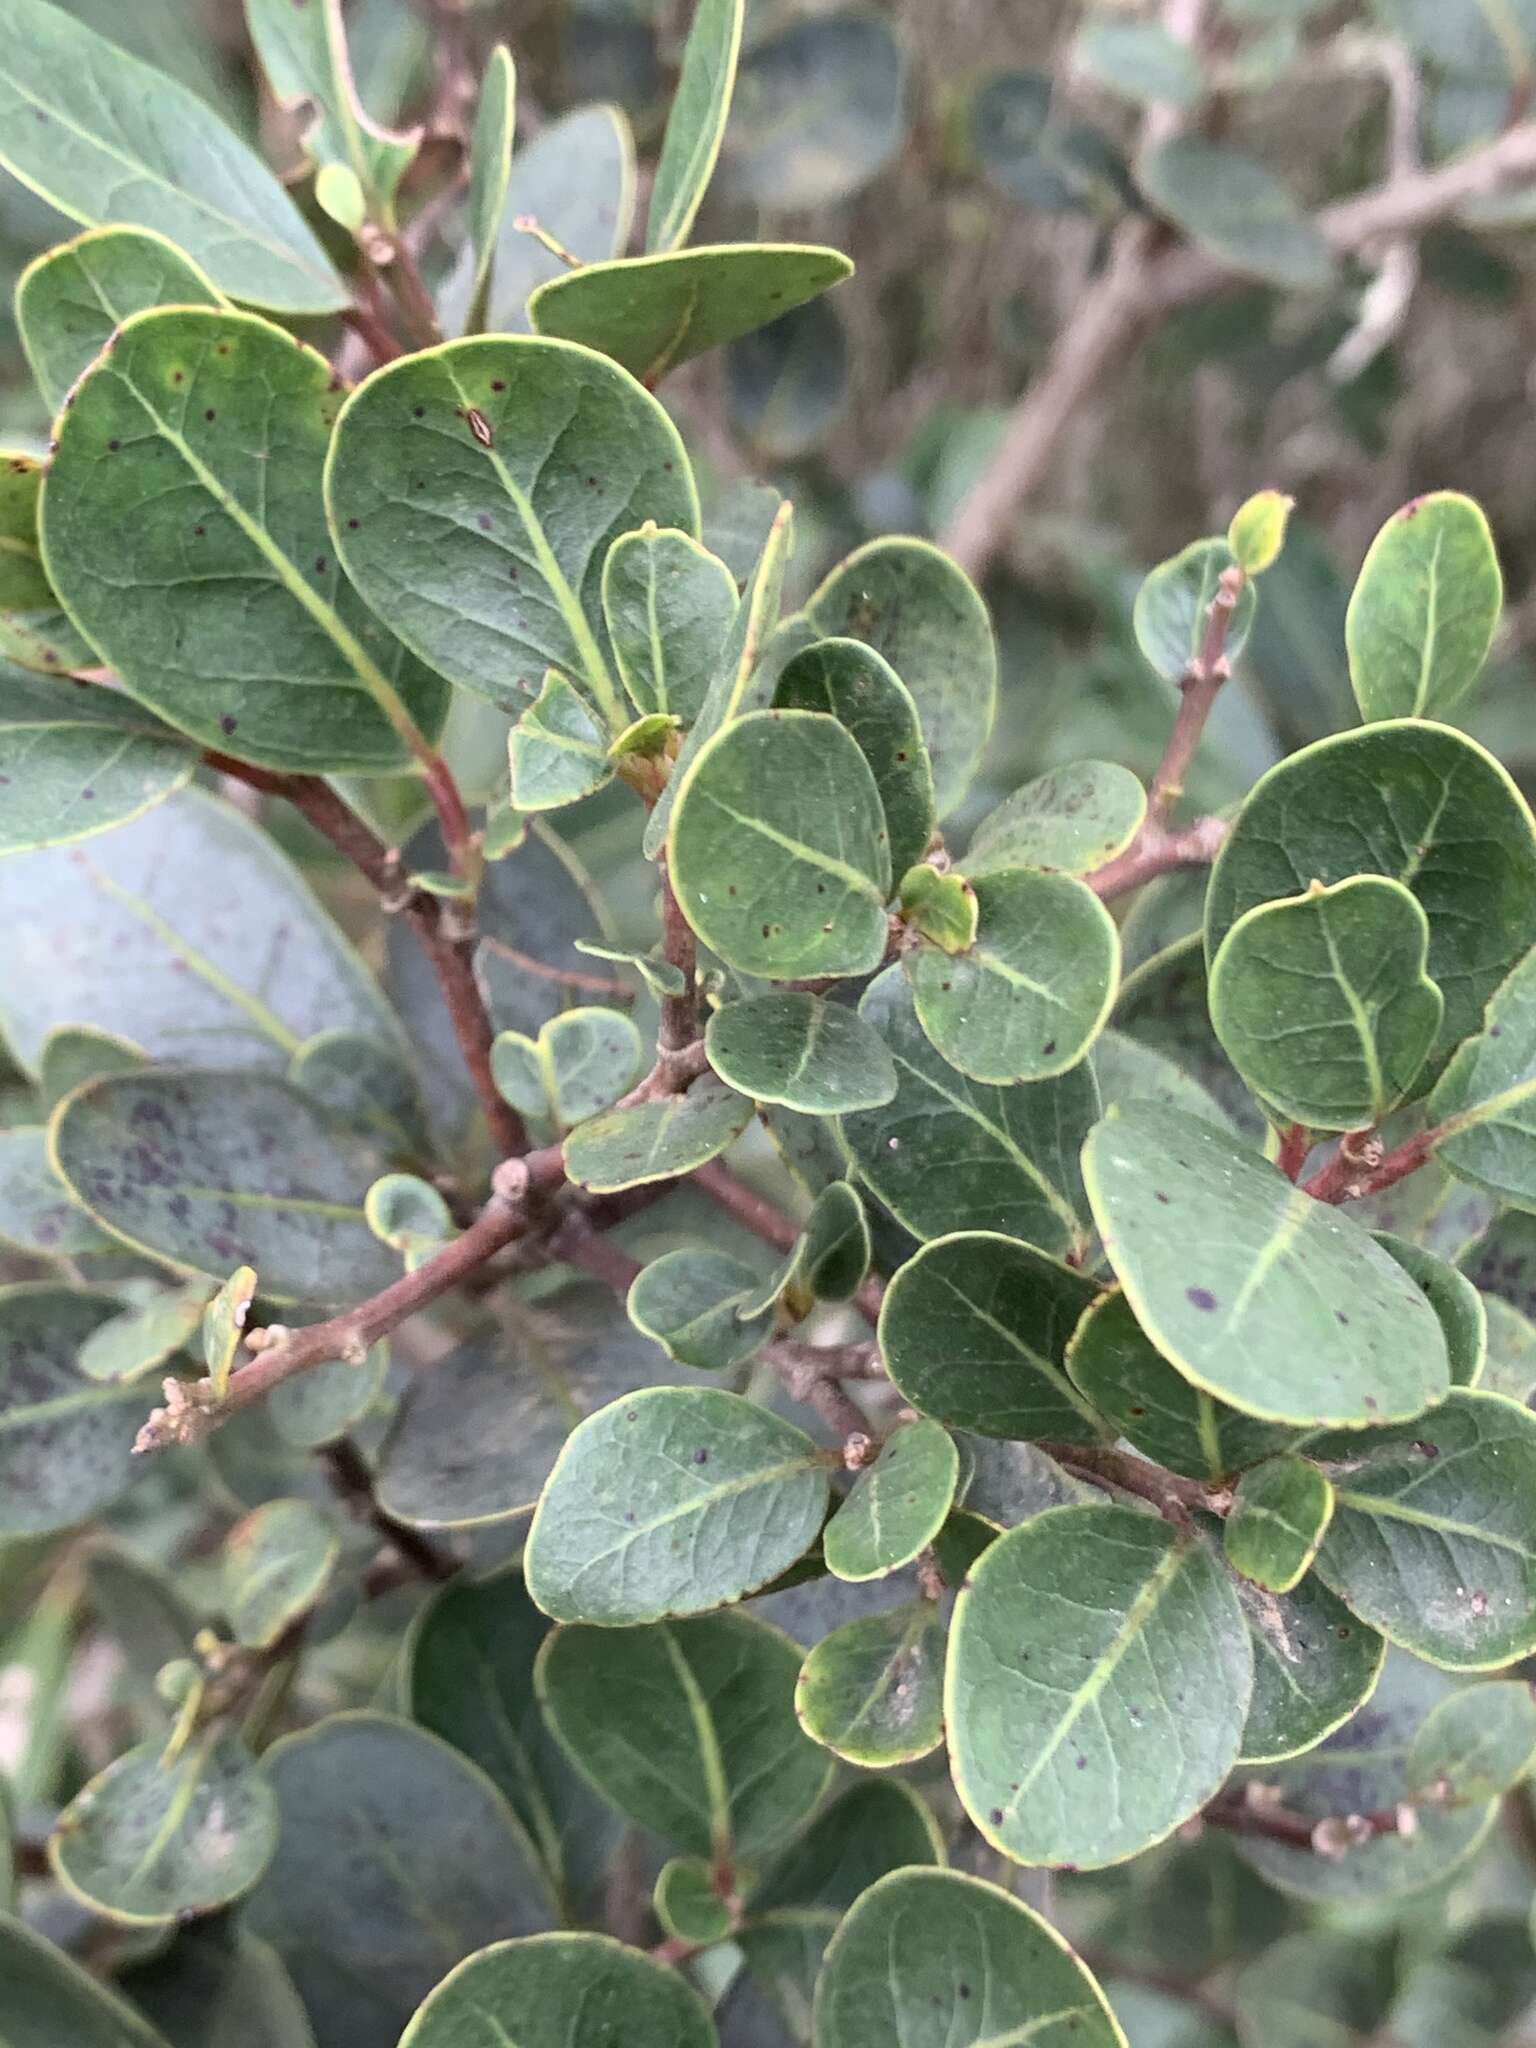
<box><xmin>4</xmin><ymin>3</ymin><xmax>1536</xmax><ymax>2048</ymax></box>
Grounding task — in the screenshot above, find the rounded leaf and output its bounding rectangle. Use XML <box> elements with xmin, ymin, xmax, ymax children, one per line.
<box><xmin>525</xmin><ymin>1386</ymin><xmax>830</xmax><ymax>1623</ymax></box>
<box><xmin>1224</xmin><ymin>1456</ymin><xmax>1334</xmax><ymax>1594</ymax></box>
<box><xmin>813</xmin><ymin>1867</ymin><xmax>1126</xmax><ymax>2046</ymax></box>
<box><xmin>655</xmin><ymin>1856</ymin><xmax>733</xmax><ymax>1944</ymax></box>
<box><xmin>50</xmin><ymin>1733</ymin><xmax>278</xmax><ymax>1927</ymax></box>
<box><xmin>0</xmin><ymin>1284</ymin><xmax>145</xmax><ymax>1535</ymax></box>
<box><xmin>1405</xmin><ymin>1679</ymin><xmax>1536</xmax><ymax>1803</ymax></box>
<box><xmin>796</xmin><ymin>1602</ymin><xmax>946</xmax><ymax>1767</ymax></box>
<box><xmin>1137</xmin><ymin>138</ymin><xmax>1334</xmax><ymax>288</ymax></box>
<box><xmin>823</xmin><ymin>1420</ymin><xmax>958</xmax><ymax>1582</ymax></box>
<box><xmin>1346</xmin><ymin>492</ymin><xmax>1502</xmax><ymax>723</ymax></box>
<box><xmin>1133</xmin><ymin>537</ymin><xmax>1258</xmax><ymax>683</ymax></box>
<box><xmin>602</xmin><ymin>524</ymin><xmax>736</xmax><ymax>722</ymax></box>
<box><xmin>627</xmin><ymin>1246</ymin><xmax>774</xmax><ymax>1370</ymax></box>
<box><xmin>1083</xmin><ymin>1103</ymin><xmax>1451</xmax><ymax>1425</ymax></box>
<box><xmin>562</xmin><ymin>1075</ymin><xmax>752</xmax><ymax>1193</ymax></box>
<box><xmin>398</xmin><ymin>1933</ymin><xmax>717</xmax><ymax>2048</ymax></box>
<box><xmin>1237</xmin><ymin>1570</ymin><xmax>1386</xmax><ymax>1766</ymax></box>
<box><xmin>222</xmin><ymin>1498</ymin><xmax>340</xmax><ymax>1649</ymax></box>
<box><xmin>947</xmin><ymin>1505</ymin><xmax>1252</xmax><ymax>1868</ymax></box>
<box><xmin>907</xmin><ymin>867</ymin><xmax>1119</xmax><ymax>1085</ymax></box>
<box><xmin>967</xmin><ymin>760</ymin><xmax>1147</xmax><ymax>879</ymax></box>
<box><xmin>706</xmin><ymin>992</ymin><xmax>897</xmax><ymax>1114</ymax></box>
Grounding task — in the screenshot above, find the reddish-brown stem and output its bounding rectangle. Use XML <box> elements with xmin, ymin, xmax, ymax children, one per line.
<box><xmin>1303</xmin><ymin>1127</ymin><xmax>1437</xmax><ymax>1204</ymax></box>
<box><xmin>419</xmin><ymin>750</ymin><xmax>477</xmax><ymax>883</ymax></box>
<box><xmin>322</xmin><ymin>1436</ymin><xmax>459</xmax><ymax>1582</ymax></box>
<box><xmin>340</xmin><ymin>302</ymin><xmax>404</xmax><ymax>365</ymax></box>
<box><xmin>550</xmin><ymin>1216</ymin><xmax>645</xmax><ymax>1296</ymax></box>
<box><xmin>205</xmin><ymin>756</ymin><xmax>524</xmax><ymax>1158</ymax></box>
<box><xmin>133</xmin><ymin>1150</ymin><xmax>568</xmax><ymax>1450</ymax></box>
<box><xmin>692</xmin><ymin>1160</ymin><xmax>799</xmax><ymax>1252</ymax></box>
<box><xmin>1085</xmin><ymin>813</ymin><xmax>1228</xmax><ymax>902</ymax></box>
<box><xmin>1203</xmin><ymin>1796</ymin><xmax>1407</xmax><ymax>1850</ymax></box>
<box><xmin>478</xmin><ymin>936</ymin><xmax>634</xmax><ymax>1002</ymax></box>
<box><xmin>1277</xmin><ymin>1123</ymin><xmax>1313</xmax><ymax>1183</ymax></box>
<box><xmin>1042</xmin><ymin>1442</ymin><xmax>1225</xmax><ymax>1523</ymax></box>
<box><xmin>658</xmin><ymin>861</ymin><xmax>699</xmax><ymax>1055</ymax></box>
<box><xmin>1150</xmin><ymin>566</ymin><xmax>1246</xmax><ymax>823</ymax></box>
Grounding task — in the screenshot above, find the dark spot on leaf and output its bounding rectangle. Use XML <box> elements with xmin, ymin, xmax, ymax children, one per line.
<box><xmin>477</xmin><ymin>514</ymin><xmax>491</xmax><ymax>532</ymax></box>
<box><xmin>314</xmin><ymin>556</ymin><xmax>327</xmax><ymax>573</ymax></box>
<box><xmin>1186</xmin><ymin>1286</ymin><xmax>1218</xmax><ymax>1312</ymax></box>
<box><xmin>107</xmin><ymin>439</ymin><xmax>120</xmax><ymax>453</ymax></box>
<box><xmin>491</xmin><ymin>380</ymin><xmax>506</xmax><ymax>393</ymax></box>
<box><xmin>1128</xmin><ymin>1405</ymin><xmax>1145</xmax><ymax>1417</ymax></box>
<box><xmin>1336</xmin><ymin>1625</ymin><xmax>1351</xmax><ymax>1639</ymax></box>
<box><xmin>1335</xmin><ymin>1310</ymin><xmax>1349</xmax><ymax>1326</ymax></box>
<box><xmin>625</xmin><ymin>1409</ymin><xmax>638</xmax><ymax>1422</ymax></box>
<box><xmin>1413</xmin><ymin>1439</ymin><xmax>1439</xmax><ymax>1459</ymax></box>
<box><xmin>1041</xmin><ymin>1039</ymin><xmax>1056</xmax><ymax>1056</ymax></box>
<box><xmin>204</xmin><ymin>410</ymin><xmax>216</xmax><ymax>422</ymax></box>
<box><xmin>348</xmin><ymin>518</ymin><xmax>359</xmax><ymax>529</ymax></box>
<box><xmin>413</xmin><ymin>406</ymin><xmax>425</xmax><ymax>419</ymax></box>
<box><xmin>989</xmin><ymin>1808</ymin><xmax>1004</xmax><ymax>1826</ymax></box>
<box><xmin>1154</xmin><ymin>1190</ymin><xmax>1170</xmax><ymax>1205</ymax></box>
<box><xmin>220</xmin><ymin>715</ymin><xmax>238</xmax><ymax>735</ymax></box>
<box><xmin>693</xmin><ymin>1448</ymin><xmax>708</xmax><ymax>1465</ymax></box>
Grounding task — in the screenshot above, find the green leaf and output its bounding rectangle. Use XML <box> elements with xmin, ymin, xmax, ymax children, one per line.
<box><xmin>562</xmin><ymin>1074</ymin><xmax>752</xmax><ymax>1192</ymax></box>
<box><xmin>1228</xmin><ymin>489</ymin><xmax>1295</xmax><ymax>576</ymax></box>
<box><xmin>327</xmin><ymin>335</ymin><xmax>695</xmax><ymax>730</ymax></box>
<box><xmin>529</xmin><ymin>242</ymin><xmax>854</xmax><ymax>388</ymax></box>
<box><xmin>493</xmin><ymin>1008</ymin><xmax>641</xmax><ymax>1131</ymax></box>
<box><xmin>269</xmin><ymin>1344</ymin><xmax>386</xmax><ymax>1453</ymax></box>
<box><xmin>405</xmin><ymin>1568</ymin><xmax>614</xmax><ymax>1918</ymax></box>
<box><xmin>0</xmin><ymin>460</ymin><xmax>94</xmax><ymax>674</ymax></box>
<box><xmin>1431</xmin><ymin>941</ymin><xmax>1536</xmax><ymax>1209</ymax></box>
<box><xmin>898</xmin><ymin>864</ymin><xmax>977</xmax><ymax>952</ymax></box>
<box><xmin>642</xmin><ymin>495</ymin><xmax>792</xmax><ymax>861</ymax></box>
<box><xmin>0</xmin><ymin>1911</ymin><xmax>176</xmax><ymax>2048</ymax></box>
<box><xmin>314</xmin><ymin>161</ymin><xmax>365</xmax><ymax>233</ymax></box>
<box><xmin>1083</xmin><ymin>1103</ymin><xmax>1451</xmax><ymax>1425</ymax></box>
<box><xmin>1306</xmin><ymin>1389</ymin><xmax>1536</xmax><ymax>1668</ymax></box>
<box><xmin>777</xmin><ymin>537</ymin><xmax>995</xmax><ymax>819</ymax></box>
<box><xmin>246</xmin><ymin>1714</ymin><xmax>552</xmax><ymax>2048</ymax></box>
<box><xmin>460</xmin><ymin>46</ymin><xmax>515</xmax><ymax>333</ymax></box>
<box><xmin>1406</xmin><ymin>1678</ymin><xmax>1536</xmax><ymax>1802</ymax></box>
<box><xmin>1205</xmin><ymin>721</ymin><xmax>1536</xmax><ymax>1066</ymax></box>
<box><xmin>444</xmin><ymin>106</ymin><xmax>635</xmax><ymax>336</ymax></box>
<box><xmin>726</xmin><ymin>289</ymin><xmax>849</xmax><ymax>461</ymax></box>
<box><xmin>508</xmin><ymin>670</ymin><xmax>612</xmax><ymax>811</ymax></box>
<box><xmin>0</xmin><ymin>0</ymin><xmax>345</xmax><ymax>313</ymax></box>
<box><xmin>879</xmin><ymin>1231</ymin><xmax>1104</xmax><ymax>1441</ymax></box>
<box><xmin>968</xmin><ymin>760</ymin><xmax>1147</xmax><ymax>880</ymax></box>
<box><xmin>907</xmin><ymin>867</ymin><xmax>1119</xmax><ymax>1084</ymax></box>
<box><xmin>772</xmin><ymin>635</ymin><xmax>937</xmax><ymax>882</ymax></box>
<box><xmin>671</xmin><ymin>709</ymin><xmax>892</xmax><ymax>979</ymax></box>
<box><xmin>1346</xmin><ymin>492</ymin><xmax>1502</xmax><ymax>723</ymax></box>
<box><xmin>969</xmin><ymin>69</ymin><xmax>1130</xmax><ymax>215</ymax></box>
<box><xmin>1232</xmin><ymin>1653</ymin><xmax>1497</xmax><ymax>1902</ymax></box>
<box><xmin>0</xmin><ymin>788</ymin><xmax>407</xmax><ymax>1074</ymax></box>
<box><xmin>50</xmin><ymin>1732</ymin><xmax>278</xmax><ymax>1927</ymax></box>
<box><xmin>721</xmin><ymin>10</ymin><xmax>905</xmax><ymax>209</ymax></box>
<box><xmin>397</xmin><ymin>1933</ymin><xmax>717</xmax><ymax>2048</ymax></box>
<box><xmin>795</xmin><ymin>1178</ymin><xmax>870</xmax><ymax>1300</ymax></box>
<box><xmin>796</xmin><ymin>1600</ymin><xmax>946</xmax><ymax>1766</ymax></box>
<box><xmin>1076</xmin><ymin>18</ymin><xmax>1202</xmax><ymax>106</ymax></box>
<box><xmin>43</xmin><ymin>307</ymin><xmax>449</xmax><ymax>772</ymax></box>
<box><xmin>0</xmin><ymin>1125</ymin><xmax>115</xmax><ymax>1256</ymax></box>
<box><xmin>288</xmin><ymin>1029</ymin><xmax>430</xmax><ymax>1159</ymax></box>
<box><xmin>51</xmin><ymin>1071</ymin><xmax>400</xmax><ymax>1305</ymax></box>
<box><xmin>1224</xmin><ymin>1457</ymin><xmax>1334</xmax><ymax>1594</ymax></box>
<box><xmin>575</xmin><ymin>939</ymin><xmax>686</xmax><ymax>1001</ymax></box>
<box><xmin>536</xmin><ymin>1610</ymin><xmax>830</xmax><ymax>1858</ymax></box>
<box><xmin>525</xmin><ymin>1385</ymin><xmax>830</xmax><ymax>1622</ymax></box>
<box><xmin>814</xmin><ymin>1867</ymin><xmax>1126</xmax><ymax>2047</ymax></box>
<box><xmin>1117</xmin><ymin>932</ymin><xmax>1263</xmax><ymax>1139</ymax></box>
<box><xmin>627</xmin><ymin>1247</ymin><xmax>774</xmax><ymax>1370</ymax></box>
<box><xmin>649</xmin><ymin>0</ymin><xmax>744</xmax><ymax>251</ymax></box>
<box><xmin>956</xmin><ymin>1434</ymin><xmax>1099</xmax><ymax>1529</ymax></box>
<box><xmin>39</xmin><ymin>1024</ymin><xmax>147</xmax><ymax>1111</ymax></box>
<box><xmin>601</xmin><ymin>523</ymin><xmax>736</xmax><ymax>723</ymax></box>
<box><xmin>1234</xmin><ymin>1933</ymin><xmax>1395</xmax><ymax>2048</ymax></box>
<box><xmin>1094</xmin><ymin>1025</ymin><xmax>1237</xmax><ymax>1132</ymax></box>
<box><xmin>1236</xmin><ymin>1569</ymin><xmax>1385</xmax><ymax>1765</ymax></box>
<box><xmin>1065</xmin><ymin>1288</ymin><xmax>1293</xmax><ymax>1482</ymax></box>
<box><xmin>1375</xmin><ymin>1231</ymin><xmax>1485</xmax><ymax>1387</ymax></box>
<box><xmin>824</xmin><ymin>1420</ymin><xmax>958</xmax><ymax>1581</ymax></box>
<box><xmin>1133</xmin><ymin>537</ymin><xmax>1258</xmax><ymax>683</ymax></box>
<box><xmin>17</xmin><ymin>224</ymin><xmax>224</xmax><ymax>415</ymax></box>
<box><xmin>1480</xmin><ymin>1292</ymin><xmax>1536</xmax><ymax>1404</ymax></box>
<box><xmin>0</xmin><ymin>1284</ymin><xmax>146</xmax><ymax>1534</ymax></box>
<box><xmin>223</xmin><ymin>1498</ymin><xmax>339</xmax><ymax>1649</ymax></box>
<box><xmin>118</xmin><ymin>1921</ymin><xmax>316</xmax><ymax>2048</ymax></box>
<box><xmin>202</xmin><ymin>1263</ymin><xmax>257</xmax><ymax>1396</ymax></box>
<box><xmin>706</xmin><ymin>992</ymin><xmax>897</xmax><ymax>1115</ymax></box>
<box><xmin>654</xmin><ymin>1857</ymin><xmax>732</xmax><ymax>1945</ymax></box>
<box><xmin>245</xmin><ymin>0</ymin><xmax>420</xmax><ymax>215</ymax></box>
<box><xmin>1209</xmin><ymin>877</ymin><xmax>1443</xmax><ymax>1129</ymax></box>
<box><xmin>1136</xmin><ymin>137</ymin><xmax>1334</xmax><ymax>288</ymax></box>
<box><xmin>840</xmin><ymin>968</ymin><xmax>1099</xmax><ymax>1253</ymax></box>
<box><xmin>948</xmin><ymin>1505</ymin><xmax>1251</xmax><ymax>1868</ymax></box>
<box><xmin>0</xmin><ymin>671</ymin><xmax>194</xmax><ymax>854</ymax></box>
<box><xmin>79</xmin><ymin>1282</ymin><xmax>209</xmax><ymax>1384</ymax></box>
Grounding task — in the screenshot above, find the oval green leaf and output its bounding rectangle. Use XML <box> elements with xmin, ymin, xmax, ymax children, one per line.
<box><xmin>43</xmin><ymin>307</ymin><xmax>448</xmax><ymax>773</ymax></box>
<box><xmin>907</xmin><ymin>866</ymin><xmax>1119</xmax><ymax>1084</ymax></box>
<box><xmin>398</xmin><ymin>1933</ymin><xmax>717</xmax><ymax>2048</ymax></box>
<box><xmin>536</xmin><ymin>1610</ymin><xmax>830</xmax><ymax>1859</ymax></box>
<box><xmin>795</xmin><ymin>1600</ymin><xmax>946</xmax><ymax>1768</ymax></box>
<box><xmin>671</xmin><ymin>708</ymin><xmax>892</xmax><ymax>980</ymax></box>
<box><xmin>562</xmin><ymin>1074</ymin><xmax>752</xmax><ymax>1193</ymax></box>
<box><xmin>1084</xmin><ymin>1102</ymin><xmax>1451</xmax><ymax>1425</ymax></box>
<box><xmin>706</xmin><ymin>991</ymin><xmax>897</xmax><ymax>1115</ymax></box>
<box><xmin>627</xmin><ymin>1246</ymin><xmax>774</xmax><ymax>1371</ymax></box>
<box><xmin>948</xmin><ymin>1505</ymin><xmax>1252</xmax><ymax>1868</ymax></box>
<box><xmin>601</xmin><ymin>523</ymin><xmax>736</xmax><ymax>723</ymax></box>
<box><xmin>1405</xmin><ymin>1678</ymin><xmax>1536</xmax><ymax>1803</ymax></box>
<box><xmin>0</xmin><ymin>1912</ymin><xmax>175</xmax><ymax>2048</ymax></box>
<box><xmin>813</xmin><ymin>1867</ymin><xmax>1126</xmax><ymax>2047</ymax></box>
<box><xmin>1346</xmin><ymin>492</ymin><xmax>1502</xmax><ymax>723</ymax></box>
<box><xmin>327</xmin><ymin>334</ymin><xmax>696</xmax><ymax>727</ymax></box>
<box><xmin>968</xmin><ymin>760</ymin><xmax>1148</xmax><ymax>879</ymax></box>
<box><xmin>1133</xmin><ymin>536</ymin><xmax>1258</xmax><ymax>683</ymax></box>
<box><xmin>1236</xmin><ymin>1568</ymin><xmax>1386</xmax><ymax>1766</ymax></box>
<box><xmin>525</xmin><ymin>1385</ymin><xmax>831</xmax><ymax>1623</ymax></box>
<box><xmin>0</xmin><ymin>669</ymin><xmax>194</xmax><ymax>854</ymax></box>
<box><xmin>223</xmin><ymin>1497</ymin><xmax>340</xmax><ymax>1649</ymax></box>
<box><xmin>1210</xmin><ymin>877</ymin><xmax>1443</xmax><ymax>1129</ymax></box>
<box><xmin>0</xmin><ymin>1284</ymin><xmax>147</xmax><ymax>1534</ymax></box>
<box><xmin>824</xmin><ymin>1420</ymin><xmax>958</xmax><ymax>1582</ymax></box>
<box><xmin>1136</xmin><ymin>137</ymin><xmax>1334</xmax><ymax>289</ymax></box>
<box><xmin>648</xmin><ymin>0</ymin><xmax>743</xmax><ymax>251</ymax></box>
<box><xmin>879</xmin><ymin>1231</ymin><xmax>1105</xmax><ymax>1442</ymax></box>
<box><xmin>1224</xmin><ymin>1456</ymin><xmax>1334</xmax><ymax>1594</ymax></box>
<box><xmin>508</xmin><ymin>670</ymin><xmax>611</xmax><ymax>811</ymax></box>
